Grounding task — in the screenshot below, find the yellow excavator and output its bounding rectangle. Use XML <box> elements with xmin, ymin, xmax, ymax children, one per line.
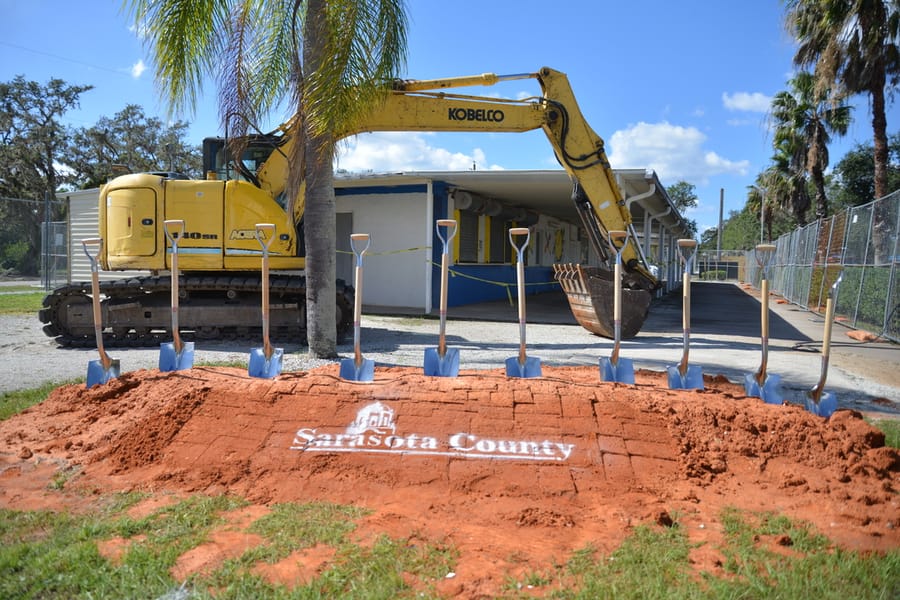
<box><xmin>40</xmin><ymin>66</ymin><xmax>659</xmax><ymax>347</ymax></box>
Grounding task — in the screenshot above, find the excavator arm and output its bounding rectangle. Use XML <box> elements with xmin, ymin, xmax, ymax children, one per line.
<box><xmin>256</xmin><ymin>67</ymin><xmax>657</xmax><ymax>294</ymax></box>
<box><xmin>243</xmin><ymin>67</ymin><xmax>661</xmax><ymax>338</ymax></box>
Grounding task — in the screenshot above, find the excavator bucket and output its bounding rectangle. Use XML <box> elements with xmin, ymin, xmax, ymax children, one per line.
<box><xmin>553</xmin><ymin>264</ymin><xmax>651</xmax><ymax>339</ymax></box>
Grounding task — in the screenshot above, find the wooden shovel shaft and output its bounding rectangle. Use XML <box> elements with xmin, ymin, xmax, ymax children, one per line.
<box><xmin>611</xmin><ymin>259</ymin><xmax>622</xmax><ymax>365</ymax></box>
<box><xmin>435</xmin><ymin>220</ymin><xmax>457</xmax><ymax>358</ymax></box>
<box><xmin>164</xmin><ymin>220</ymin><xmax>185</xmax><ymax>354</ymax></box>
<box><xmin>810</xmin><ymin>296</ymin><xmax>834</xmax><ymax>401</ymax></box>
<box><xmin>676</xmin><ymin>239</ymin><xmax>698</xmax><ymax>377</ymax></box>
<box><xmin>754</xmin><ymin>243</ymin><xmax>777</xmax><ymax>384</ymax></box>
<box><xmin>608</xmin><ymin>230</ymin><xmax>627</xmax><ymax>366</ymax></box>
<box><xmin>679</xmin><ymin>269</ymin><xmax>691</xmax><ymax>375</ymax></box>
<box><xmin>438</xmin><ymin>251</ymin><xmax>450</xmax><ymax>356</ymax></box>
<box><xmin>350</xmin><ymin>233</ymin><xmax>371</xmax><ymax>368</ymax></box>
<box><xmin>755</xmin><ymin>278</ymin><xmax>770</xmax><ymax>384</ymax></box>
<box><xmin>83</xmin><ymin>238</ymin><xmax>112</xmax><ymax>370</ymax></box>
<box><xmin>509</xmin><ymin>228</ymin><xmax>530</xmax><ymax>365</ymax></box>
<box><xmin>255</xmin><ymin>224</ymin><xmax>276</xmax><ymax>359</ymax></box>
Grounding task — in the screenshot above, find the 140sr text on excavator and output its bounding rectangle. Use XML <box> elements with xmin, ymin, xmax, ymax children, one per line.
<box><xmin>40</xmin><ymin>66</ymin><xmax>659</xmax><ymax>347</ymax></box>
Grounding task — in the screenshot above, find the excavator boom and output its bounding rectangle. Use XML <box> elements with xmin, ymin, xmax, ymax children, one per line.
<box><xmin>255</xmin><ymin>67</ymin><xmax>658</xmax><ymax>337</ymax></box>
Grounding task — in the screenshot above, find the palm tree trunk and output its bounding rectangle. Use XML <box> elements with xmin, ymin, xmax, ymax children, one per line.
<box><xmin>871</xmin><ymin>81</ymin><xmax>889</xmax><ymax>201</ymax></box>
<box><xmin>304</xmin><ymin>132</ymin><xmax>338</xmax><ymax>357</ymax></box>
<box><xmin>303</xmin><ymin>0</ymin><xmax>338</xmax><ymax>358</ymax></box>
<box><xmin>811</xmin><ymin>164</ymin><xmax>829</xmax><ymax>220</ymax></box>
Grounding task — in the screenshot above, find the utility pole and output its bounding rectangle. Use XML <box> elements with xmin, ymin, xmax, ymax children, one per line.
<box><xmin>717</xmin><ymin>188</ymin><xmax>723</xmax><ymax>261</ymax></box>
<box><xmin>760</xmin><ymin>191</ymin><xmax>766</xmax><ymax>244</ymax></box>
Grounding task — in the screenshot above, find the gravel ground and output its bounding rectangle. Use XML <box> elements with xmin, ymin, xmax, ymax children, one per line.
<box><xmin>0</xmin><ymin>312</ymin><xmax>610</xmax><ymax>394</ymax></box>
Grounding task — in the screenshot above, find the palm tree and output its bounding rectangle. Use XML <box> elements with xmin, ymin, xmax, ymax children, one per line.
<box><xmin>770</xmin><ymin>71</ymin><xmax>851</xmax><ymax>219</ymax></box>
<box><xmin>785</xmin><ymin>0</ymin><xmax>900</xmax><ymax>200</ymax></box>
<box><xmin>747</xmin><ymin>180</ymin><xmax>778</xmax><ymax>243</ymax></box>
<box><xmin>127</xmin><ymin>0</ymin><xmax>408</xmax><ymax>357</ymax></box>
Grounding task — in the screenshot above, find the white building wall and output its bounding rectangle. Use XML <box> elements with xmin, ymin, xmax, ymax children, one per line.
<box><xmin>335</xmin><ymin>189</ymin><xmax>430</xmax><ymax>310</ymax></box>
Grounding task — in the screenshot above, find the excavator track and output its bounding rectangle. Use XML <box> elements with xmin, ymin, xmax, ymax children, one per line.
<box><xmin>39</xmin><ymin>274</ymin><xmax>353</xmax><ymax>348</ymax></box>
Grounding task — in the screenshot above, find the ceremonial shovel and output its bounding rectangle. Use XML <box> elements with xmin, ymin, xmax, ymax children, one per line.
<box><xmin>805</xmin><ymin>273</ymin><xmax>843</xmax><ymax>418</ymax></box>
<box><xmin>83</xmin><ymin>238</ymin><xmax>120</xmax><ymax>387</ymax></box>
<box><xmin>743</xmin><ymin>244</ymin><xmax>782</xmax><ymax>403</ymax></box>
<box><xmin>667</xmin><ymin>239</ymin><xmax>704</xmax><ymax>389</ymax></box>
<box><xmin>599</xmin><ymin>230</ymin><xmax>635</xmax><ymax>383</ymax></box>
<box><xmin>340</xmin><ymin>233</ymin><xmax>375</xmax><ymax>381</ymax></box>
<box><xmin>424</xmin><ymin>219</ymin><xmax>460</xmax><ymax>377</ymax></box>
<box><xmin>248</xmin><ymin>223</ymin><xmax>284</xmax><ymax>379</ymax></box>
<box><xmin>158</xmin><ymin>220</ymin><xmax>195</xmax><ymax>372</ymax></box>
<box><xmin>505</xmin><ymin>228</ymin><xmax>542</xmax><ymax>378</ymax></box>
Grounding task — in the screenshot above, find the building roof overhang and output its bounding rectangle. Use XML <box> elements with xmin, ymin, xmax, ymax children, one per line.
<box><xmin>335</xmin><ymin>169</ymin><xmax>693</xmax><ymax>238</ymax></box>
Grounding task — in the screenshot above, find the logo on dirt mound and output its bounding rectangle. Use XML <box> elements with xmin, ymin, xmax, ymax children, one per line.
<box><xmin>290</xmin><ymin>402</ymin><xmax>574</xmax><ymax>462</ymax></box>
<box><xmin>346</xmin><ymin>401</ymin><xmax>395</xmax><ymax>435</ymax></box>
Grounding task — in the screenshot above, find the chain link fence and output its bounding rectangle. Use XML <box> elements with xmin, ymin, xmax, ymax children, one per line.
<box><xmin>745</xmin><ymin>190</ymin><xmax>900</xmax><ymax>343</ymax></box>
<box><xmin>41</xmin><ymin>220</ymin><xmax>69</xmax><ymax>291</ymax></box>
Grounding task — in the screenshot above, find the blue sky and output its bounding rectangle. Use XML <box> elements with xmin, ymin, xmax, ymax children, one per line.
<box><xmin>2</xmin><ymin>0</ymin><xmax>897</xmax><ymax>234</ymax></box>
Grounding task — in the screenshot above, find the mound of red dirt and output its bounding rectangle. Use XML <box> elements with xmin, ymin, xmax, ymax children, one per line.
<box><xmin>1</xmin><ymin>366</ymin><xmax>897</xmax><ymax>596</ymax></box>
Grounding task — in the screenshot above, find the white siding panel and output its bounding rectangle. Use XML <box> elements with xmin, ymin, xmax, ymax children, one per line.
<box><xmin>64</xmin><ymin>188</ymin><xmax>145</xmax><ymax>284</ymax></box>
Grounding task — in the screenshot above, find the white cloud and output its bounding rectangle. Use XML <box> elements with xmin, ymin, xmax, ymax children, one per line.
<box><xmin>335</xmin><ymin>132</ymin><xmax>503</xmax><ymax>172</ymax></box>
<box><xmin>130</xmin><ymin>59</ymin><xmax>146</xmax><ymax>79</ymax></box>
<box><xmin>607</xmin><ymin>121</ymin><xmax>749</xmax><ymax>185</ymax></box>
<box><xmin>722</xmin><ymin>91</ymin><xmax>771</xmax><ymax>112</ymax></box>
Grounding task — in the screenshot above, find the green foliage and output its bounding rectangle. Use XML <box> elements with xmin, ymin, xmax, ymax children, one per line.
<box><xmin>0</xmin><ymin>494</ymin><xmax>456</xmax><ymax>599</ymax></box>
<box><xmin>828</xmin><ymin>266</ymin><xmax>893</xmax><ymax>331</ymax></box>
<box><xmin>829</xmin><ymin>133</ymin><xmax>900</xmax><ymax>209</ymax></box>
<box><xmin>0</xmin><ymin>241</ymin><xmax>29</xmax><ymax>272</ymax></box>
<box><xmin>244</xmin><ymin>502</ymin><xmax>369</xmax><ymax>563</ymax></box>
<box><xmin>0</xmin><ymin>76</ymin><xmax>86</xmax><ymax>275</ymax></box>
<box><xmin>721</xmin><ymin>208</ymin><xmax>763</xmax><ymax>251</ymax></box>
<box><xmin>665</xmin><ymin>181</ymin><xmax>699</xmax><ymax>238</ymax></box>
<box><xmin>786</xmin><ymin>0</ymin><xmax>899</xmax><ymax>200</ymax></box>
<box><xmin>0</xmin><ymin>291</ymin><xmax>45</xmax><ymax>314</ymax></box>
<box><xmin>702</xmin><ymin>270</ymin><xmax>727</xmax><ymax>281</ymax></box>
<box><xmin>2</xmin><ymin>497</ymin><xmax>899</xmax><ymax>598</ymax></box>
<box><xmin>0</xmin><ymin>76</ymin><xmax>201</xmax><ymax>276</ymax></box>
<box><xmin>556</xmin><ymin>523</ymin><xmax>696</xmax><ymax>598</ymax></box>
<box><xmin>868</xmin><ymin>418</ymin><xmax>900</xmax><ymax>449</ymax></box>
<box><xmin>66</xmin><ymin>104</ymin><xmax>202</xmax><ymax>188</ymax></box>
<box><xmin>711</xmin><ymin>508</ymin><xmax>899</xmax><ymax>599</ymax></box>
<box><xmin>770</xmin><ymin>71</ymin><xmax>852</xmax><ymax>220</ymax></box>
<box><xmin>0</xmin><ymin>380</ymin><xmax>74</xmax><ymax>421</ymax></box>
<box><xmin>0</xmin><ymin>494</ymin><xmax>247</xmax><ymax>599</ymax></box>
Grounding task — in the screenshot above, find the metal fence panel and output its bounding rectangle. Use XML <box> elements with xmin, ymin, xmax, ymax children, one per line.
<box><xmin>39</xmin><ymin>221</ymin><xmax>68</xmax><ymax>291</ymax></box>
<box><xmin>743</xmin><ymin>189</ymin><xmax>900</xmax><ymax>343</ymax></box>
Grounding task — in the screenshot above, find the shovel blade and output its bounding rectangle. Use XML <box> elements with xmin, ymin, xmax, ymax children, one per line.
<box><xmin>423</xmin><ymin>347</ymin><xmax>460</xmax><ymax>377</ymax></box>
<box><xmin>666</xmin><ymin>364</ymin><xmax>704</xmax><ymax>390</ymax></box>
<box><xmin>86</xmin><ymin>358</ymin><xmax>121</xmax><ymax>388</ymax></box>
<box><xmin>743</xmin><ymin>373</ymin><xmax>783</xmax><ymax>405</ymax></box>
<box><xmin>159</xmin><ymin>341</ymin><xmax>195</xmax><ymax>372</ymax></box>
<box><xmin>248</xmin><ymin>347</ymin><xmax>284</xmax><ymax>379</ymax></box>
<box><xmin>599</xmin><ymin>356</ymin><xmax>635</xmax><ymax>384</ymax></box>
<box><xmin>340</xmin><ymin>357</ymin><xmax>375</xmax><ymax>381</ymax></box>
<box><xmin>505</xmin><ymin>356</ymin><xmax>542</xmax><ymax>378</ymax></box>
<box><xmin>805</xmin><ymin>391</ymin><xmax>838</xmax><ymax>418</ymax></box>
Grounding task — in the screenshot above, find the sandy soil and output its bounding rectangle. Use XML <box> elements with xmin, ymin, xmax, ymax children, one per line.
<box><xmin>1</xmin><ymin>365</ymin><xmax>897</xmax><ymax>598</ymax></box>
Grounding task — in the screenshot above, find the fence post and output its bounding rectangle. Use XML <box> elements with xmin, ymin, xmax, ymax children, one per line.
<box><xmin>884</xmin><ymin>194</ymin><xmax>900</xmax><ymax>337</ymax></box>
